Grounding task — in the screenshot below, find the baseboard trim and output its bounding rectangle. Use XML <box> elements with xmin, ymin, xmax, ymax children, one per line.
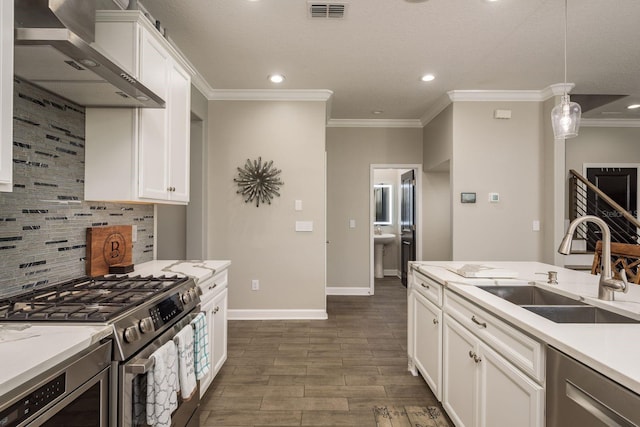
<box><xmin>326</xmin><ymin>287</ymin><xmax>371</xmax><ymax>296</ymax></box>
<box><xmin>383</xmin><ymin>269</ymin><xmax>399</xmax><ymax>277</ymax></box>
<box><xmin>228</xmin><ymin>309</ymin><xmax>328</xmax><ymax>320</ymax></box>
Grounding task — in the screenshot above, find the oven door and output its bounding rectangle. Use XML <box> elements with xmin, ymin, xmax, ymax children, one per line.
<box><xmin>0</xmin><ymin>341</ymin><xmax>111</xmax><ymax>427</ymax></box>
<box><xmin>119</xmin><ymin>312</ymin><xmax>200</xmax><ymax>427</ymax></box>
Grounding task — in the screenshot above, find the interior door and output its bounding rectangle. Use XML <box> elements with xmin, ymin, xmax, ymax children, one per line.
<box><xmin>586</xmin><ymin>167</ymin><xmax>638</xmax><ymax>250</ymax></box>
<box><xmin>401</xmin><ymin>170</ymin><xmax>416</xmax><ymax>286</ymax></box>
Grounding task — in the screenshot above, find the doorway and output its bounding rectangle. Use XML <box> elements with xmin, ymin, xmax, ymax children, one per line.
<box><xmin>370</xmin><ymin>164</ymin><xmax>421</xmax><ymax>295</ymax></box>
<box><xmin>584</xmin><ymin>164</ymin><xmax>640</xmax><ymax>250</ymax></box>
<box><xmin>400</xmin><ymin>170</ymin><xmax>416</xmax><ymax>286</ymax></box>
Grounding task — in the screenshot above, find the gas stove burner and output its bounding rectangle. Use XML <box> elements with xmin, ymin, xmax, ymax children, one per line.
<box><xmin>0</xmin><ymin>274</ymin><xmax>195</xmax><ymax>324</ymax></box>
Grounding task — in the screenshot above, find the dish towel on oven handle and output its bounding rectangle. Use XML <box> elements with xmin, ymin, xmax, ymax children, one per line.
<box><xmin>190</xmin><ymin>312</ymin><xmax>210</xmax><ymax>379</ymax></box>
<box><xmin>173</xmin><ymin>324</ymin><xmax>197</xmax><ymax>400</ymax></box>
<box><xmin>146</xmin><ymin>341</ymin><xmax>179</xmax><ymax>427</ymax></box>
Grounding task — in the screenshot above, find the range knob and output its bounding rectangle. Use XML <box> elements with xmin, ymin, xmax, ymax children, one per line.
<box><xmin>123</xmin><ymin>325</ymin><xmax>141</xmax><ymax>343</ymax></box>
<box><xmin>139</xmin><ymin>317</ymin><xmax>154</xmax><ymax>334</ymax></box>
<box><xmin>181</xmin><ymin>291</ymin><xmax>192</xmax><ymax>305</ymax></box>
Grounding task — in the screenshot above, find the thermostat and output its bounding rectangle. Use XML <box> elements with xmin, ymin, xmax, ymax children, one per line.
<box><xmin>489</xmin><ymin>193</ymin><xmax>500</xmax><ymax>203</ymax></box>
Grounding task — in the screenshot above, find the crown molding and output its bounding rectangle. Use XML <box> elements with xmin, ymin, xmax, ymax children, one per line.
<box><xmin>581</xmin><ymin>118</ymin><xmax>640</xmax><ymax>128</ymax></box>
<box><xmin>544</xmin><ymin>83</ymin><xmax>575</xmax><ymax>98</ymax></box>
<box><xmin>420</xmin><ymin>93</ymin><xmax>453</xmax><ymax>126</ymax></box>
<box><xmin>210</xmin><ymin>89</ymin><xmax>333</xmax><ymax>102</ymax></box>
<box><xmin>191</xmin><ymin>72</ymin><xmax>216</xmax><ymax>100</ymax></box>
<box><xmin>448</xmin><ymin>89</ymin><xmax>543</xmax><ymax>102</ymax></box>
<box><xmin>446</xmin><ymin>84</ymin><xmax>577</xmax><ymax>104</ymax></box>
<box><xmin>326</xmin><ymin>119</ymin><xmax>423</xmax><ymax>128</ymax></box>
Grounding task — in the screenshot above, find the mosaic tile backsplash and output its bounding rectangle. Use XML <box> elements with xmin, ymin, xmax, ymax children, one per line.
<box><xmin>0</xmin><ymin>79</ymin><xmax>154</xmax><ymax>297</ymax></box>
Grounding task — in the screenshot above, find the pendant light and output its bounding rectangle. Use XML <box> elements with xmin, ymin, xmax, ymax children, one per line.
<box><xmin>551</xmin><ymin>0</ymin><xmax>581</xmax><ymax>139</ymax></box>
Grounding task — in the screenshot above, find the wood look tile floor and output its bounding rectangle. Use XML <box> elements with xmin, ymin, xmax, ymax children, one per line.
<box><xmin>199</xmin><ymin>277</ymin><xmax>448</xmax><ymax>426</ymax></box>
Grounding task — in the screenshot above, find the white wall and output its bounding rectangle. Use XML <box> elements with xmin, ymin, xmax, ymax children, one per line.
<box><xmin>451</xmin><ymin>101</ymin><xmax>544</xmax><ymax>261</ymax></box>
<box><xmin>208</xmin><ymin>100</ymin><xmax>327</xmax><ymax>314</ymax></box>
<box><xmin>566</xmin><ymin>126</ymin><xmax>640</xmax><ymax>174</ymax></box>
<box><xmin>326</xmin><ymin>127</ymin><xmax>422</xmax><ymax>289</ymax></box>
<box><xmin>423</xmin><ymin>105</ymin><xmax>454</xmax><ymax>261</ymax></box>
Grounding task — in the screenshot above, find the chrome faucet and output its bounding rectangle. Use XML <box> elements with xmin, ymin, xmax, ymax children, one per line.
<box><xmin>558</xmin><ymin>215</ymin><xmax>628</xmax><ymax>301</ymax></box>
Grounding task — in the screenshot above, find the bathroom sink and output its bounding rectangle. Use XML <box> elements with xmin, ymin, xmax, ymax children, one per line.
<box><xmin>373</xmin><ymin>233</ymin><xmax>396</xmax><ymax>245</ymax></box>
<box><xmin>477</xmin><ymin>285</ymin><xmax>585</xmax><ymax>306</ymax></box>
<box><xmin>522</xmin><ymin>305</ymin><xmax>640</xmax><ymax>324</ymax></box>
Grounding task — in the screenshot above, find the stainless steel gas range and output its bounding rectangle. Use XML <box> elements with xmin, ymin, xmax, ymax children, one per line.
<box><xmin>0</xmin><ymin>274</ymin><xmax>202</xmax><ymax>427</ymax></box>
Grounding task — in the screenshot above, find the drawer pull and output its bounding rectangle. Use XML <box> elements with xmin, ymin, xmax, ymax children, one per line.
<box><xmin>471</xmin><ymin>316</ymin><xmax>487</xmax><ymax>328</ymax></box>
<box><xmin>432</xmin><ymin>318</ymin><xmax>439</xmax><ymax>325</ymax></box>
<box><xmin>208</xmin><ymin>283</ymin><xmax>218</xmax><ymax>290</ymax></box>
<box><xmin>468</xmin><ymin>350</ymin><xmax>482</xmax><ymax>363</ymax></box>
<box><xmin>421</xmin><ymin>283</ymin><xmax>430</xmax><ymax>289</ymax></box>
<box><xmin>213</xmin><ymin>306</ymin><xmax>220</xmax><ymax>314</ymax></box>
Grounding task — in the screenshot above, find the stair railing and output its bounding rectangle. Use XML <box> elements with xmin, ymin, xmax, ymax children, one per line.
<box><xmin>568</xmin><ymin>169</ymin><xmax>640</xmax><ymax>250</ymax></box>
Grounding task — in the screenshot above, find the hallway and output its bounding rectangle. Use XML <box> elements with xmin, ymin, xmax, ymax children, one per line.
<box><xmin>199</xmin><ymin>277</ymin><xmax>447</xmax><ymax>426</ymax></box>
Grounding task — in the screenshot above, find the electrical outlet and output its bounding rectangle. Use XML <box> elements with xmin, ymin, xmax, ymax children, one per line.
<box><xmin>251</xmin><ymin>279</ymin><xmax>259</xmax><ymax>291</ymax></box>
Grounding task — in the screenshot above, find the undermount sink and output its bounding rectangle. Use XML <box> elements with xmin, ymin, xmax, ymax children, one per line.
<box><xmin>477</xmin><ymin>285</ymin><xmax>584</xmax><ymax>306</ymax></box>
<box><xmin>477</xmin><ymin>285</ymin><xmax>640</xmax><ymax>324</ymax></box>
<box><xmin>523</xmin><ymin>305</ymin><xmax>640</xmax><ymax>324</ymax></box>
<box><xmin>373</xmin><ymin>233</ymin><xmax>396</xmax><ymax>245</ymax></box>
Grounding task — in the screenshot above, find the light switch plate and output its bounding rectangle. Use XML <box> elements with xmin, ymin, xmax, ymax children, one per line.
<box><xmin>349</xmin><ymin>219</ymin><xmax>356</xmax><ymax>228</ymax></box>
<box><xmin>295</xmin><ymin>221</ymin><xmax>313</xmax><ymax>232</ymax></box>
<box><xmin>295</xmin><ymin>200</ymin><xmax>302</xmax><ymax>211</ymax></box>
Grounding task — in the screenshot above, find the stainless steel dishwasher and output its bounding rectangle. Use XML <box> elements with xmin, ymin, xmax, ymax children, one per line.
<box><xmin>547</xmin><ymin>346</ymin><xmax>640</xmax><ymax>426</ymax></box>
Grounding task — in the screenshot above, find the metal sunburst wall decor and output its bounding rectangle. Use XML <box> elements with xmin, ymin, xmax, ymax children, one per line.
<box><xmin>234</xmin><ymin>157</ymin><xmax>284</xmax><ymax>207</ymax></box>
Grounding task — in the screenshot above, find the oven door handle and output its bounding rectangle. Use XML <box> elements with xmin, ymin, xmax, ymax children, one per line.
<box><xmin>126</xmin><ymin>357</ymin><xmax>154</xmax><ymax>375</ymax></box>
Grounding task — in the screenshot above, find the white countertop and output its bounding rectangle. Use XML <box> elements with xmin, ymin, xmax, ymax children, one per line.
<box><xmin>131</xmin><ymin>259</ymin><xmax>231</xmax><ymax>284</ymax></box>
<box><xmin>412</xmin><ymin>261</ymin><xmax>640</xmax><ymax>394</ymax></box>
<box><xmin>0</xmin><ymin>324</ymin><xmax>112</xmax><ymax>398</ymax></box>
<box><xmin>0</xmin><ymin>259</ymin><xmax>231</xmax><ymax>403</ymax></box>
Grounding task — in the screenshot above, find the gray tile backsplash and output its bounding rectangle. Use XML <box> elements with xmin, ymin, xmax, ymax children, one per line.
<box><xmin>0</xmin><ymin>79</ymin><xmax>154</xmax><ymax>297</ymax></box>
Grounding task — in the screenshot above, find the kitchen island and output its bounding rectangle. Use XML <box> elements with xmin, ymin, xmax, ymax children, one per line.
<box><xmin>408</xmin><ymin>261</ymin><xmax>640</xmax><ymax>427</ymax></box>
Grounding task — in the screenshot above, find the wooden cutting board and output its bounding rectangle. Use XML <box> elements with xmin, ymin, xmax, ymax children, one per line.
<box><xmin>86</xmin><ymin>225</ymin><xmax>133</xmax><ymax>277</ymax></box>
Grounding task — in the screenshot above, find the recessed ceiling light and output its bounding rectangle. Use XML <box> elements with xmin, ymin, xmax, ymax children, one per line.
<box><xmin>421</xmin><ymin>74</ymin><xmax>435</xmax><ymax>82</ymax></box>
<box><xmin>628</xmin><ymin>104</ymin><xmax>640</xmax><ymax>110</ymax></box>
<box><xmin>372</xmin><ymin>110</ymin><xmax>384</xmax><ymax>115</ymax></box>
<box><xmin>268</xmin><ymin>74</ymin><xmax>285</xmax><ymax>83</ymax></box>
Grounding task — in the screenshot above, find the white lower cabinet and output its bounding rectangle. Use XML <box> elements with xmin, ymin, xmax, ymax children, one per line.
<box><xmin>198</xmin><ymin>269</ymin><xmax>229</xmax><ymax>397</ymax></box>
<box><xmin>443</xmin><ymin>313</ymin><xmax>544</xmax><ymax>427</ymax></box>
<box><xmin>199</xmin><ymin>297</ymin><xmax>216</xmax><ymax>395</ymax></box>
<box><xmin>210</xmin><ymin>288</ymin><xmax>228</xmax><ymax>376</ymax></box>
<box><xmin>410</xmin><ymin>290</ymin><xmax>442</xmax><ymax>400</ymax></box>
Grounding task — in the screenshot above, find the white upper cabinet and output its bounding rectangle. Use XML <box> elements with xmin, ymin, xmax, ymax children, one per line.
<box><xmin>0</xmin><ymin>1</ymin><xmax>13</xmax><ymax>192</ymax></box>
<box><xmin>84</xmin><ymin>11</ymin><xmax>192</xmax><ymax>204</ymax></box>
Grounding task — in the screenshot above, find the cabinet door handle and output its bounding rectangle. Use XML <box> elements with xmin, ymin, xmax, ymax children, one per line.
<box><xmin>420</xmin><ymin>283</ymin><xmax>430</xmax><ymax>289</ymax></box>
<box><xmin>213</xmin><ymin>306</ymin><xmax>219</xmax><ymax>314</ymax></box>
<box><xmin>468</xmin><ymin>350</ymin><xmax>476</xmax><ymax>359</ymax></box>
<box><xmin>474</xmin><ymin>355</ymin><xmax>482</xmax><ymax>363</ymax></box>
<box><xmin>432</xmin><ymin>318</ymin><xmax>439</xmax><ymax>325</ymax></box>
<box><xmin>208</xmin><ymin>283</ymin><xmax>218</xmax><ymax>290</ymax></box>
<box><xmin>471</xmin><ymin>315</ymin><xmax>487</xmax><ymax>328</ymax></box>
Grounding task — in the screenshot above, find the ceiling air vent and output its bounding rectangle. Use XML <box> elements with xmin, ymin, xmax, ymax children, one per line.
<box><xmin>308</xmin><ymin>2</ymin><xmax>347</xmax><ymax>19</ymax></box>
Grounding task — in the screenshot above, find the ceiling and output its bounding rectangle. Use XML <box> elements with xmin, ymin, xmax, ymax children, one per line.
<box><xmin>139</xmin><ymin>0</ymin><xmax>640</xmax><ymax>123</ymax></box>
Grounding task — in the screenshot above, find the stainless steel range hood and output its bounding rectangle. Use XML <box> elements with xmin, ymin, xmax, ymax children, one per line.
<box><xmin>14</xmin><ymin>0</ymin><xmax>165</xmax><ymax>108</ymax></box>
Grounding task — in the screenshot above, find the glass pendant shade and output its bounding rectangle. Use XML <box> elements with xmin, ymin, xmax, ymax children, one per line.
<box><xmin>551</xmin><ymin>94</ymin><xmax>581</xmax><ymax>139</ymax></box>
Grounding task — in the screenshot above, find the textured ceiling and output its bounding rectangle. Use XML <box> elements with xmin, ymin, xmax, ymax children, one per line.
<box><xmin>140</xmin><ymin>0</ymin><xmax>640</xmax><ymax>121</ymax></box>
